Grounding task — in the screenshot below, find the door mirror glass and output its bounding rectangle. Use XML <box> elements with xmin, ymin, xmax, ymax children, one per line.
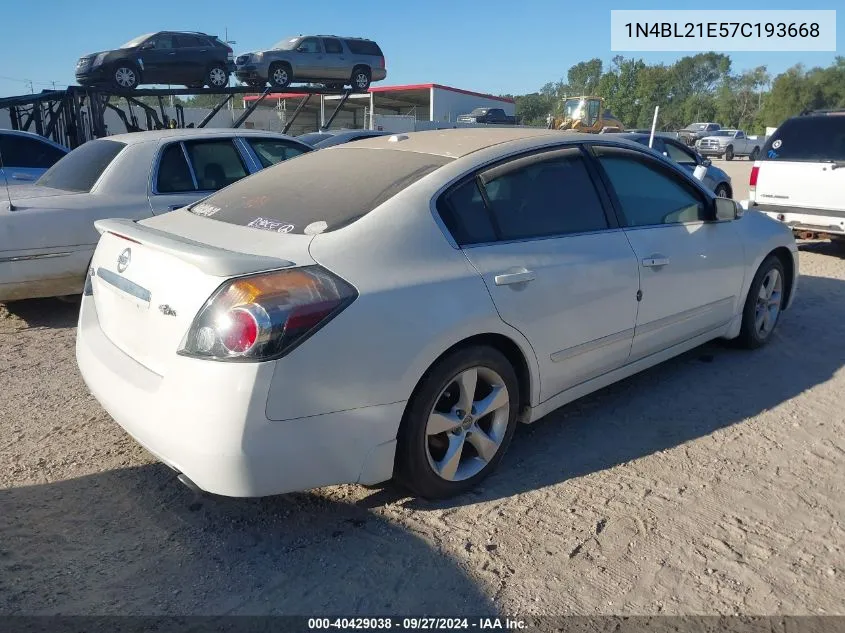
<box><xmin>714</xmin><ymin>197</ymin><xmax>741</xmax><ymax>221</ymax></box>
<box><xmin>701</xmin><ymin>157</ymin><xmax>711</xmax><ymax>167</ymax></box>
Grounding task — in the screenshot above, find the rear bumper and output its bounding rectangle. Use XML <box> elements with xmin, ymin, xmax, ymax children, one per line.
<box><xmin>75</xmin><ymin>293</ymin><xmax>402</xmax><ymax>497</ymax></box>
<box><xmin>371</xmin><ymin>68</ymin><xmax>387</xmax><ymax>82</ymax></box>
<box><xmin>752</xmin><ymin>202</ymin><xmax>845</xmax><ymax>236</ymax></box>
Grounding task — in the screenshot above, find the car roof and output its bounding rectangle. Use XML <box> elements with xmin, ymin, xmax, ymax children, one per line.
<box><xmin>345</xmin><ymin>128</ymin><xmax>608</xmax><ymax>158</ymax></box>
<box><xmin>104</xmin><ymin>128</ymin><xmax>301</xmax><ymax>144</ymax></box>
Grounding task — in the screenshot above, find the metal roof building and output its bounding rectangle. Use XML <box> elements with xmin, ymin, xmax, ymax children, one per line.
<box><xmin>241</xmin><ymin>83</ymin><xmax>516</xmax><ymax>135</ymax></box>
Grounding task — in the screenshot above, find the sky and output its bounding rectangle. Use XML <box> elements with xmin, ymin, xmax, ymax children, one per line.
<box><xmin>0</xmin><ymin>0</ymin><xmax>841</xmax><ymax>99</ymax></box>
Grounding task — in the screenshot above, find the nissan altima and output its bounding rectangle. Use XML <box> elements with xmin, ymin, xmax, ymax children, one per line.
<box><xmin>76</xmin><ymin>128</ymin><xmax>798</xmax><ymax>500</ymax></box>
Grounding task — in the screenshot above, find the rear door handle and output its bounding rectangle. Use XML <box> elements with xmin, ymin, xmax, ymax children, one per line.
<box><xmin>168</xmin><ymin>204</ymin><xmax>183</xmax><ymax>210</ymax></box>
<box><xmin>642</xmin><ymin>256</ymin><xmax>670</xmax><ymax>268</ymax></box>
<box><xmin>494</xmin><ymin>269</ymin><xmax>536</xmax><ymax>286</ymax></box>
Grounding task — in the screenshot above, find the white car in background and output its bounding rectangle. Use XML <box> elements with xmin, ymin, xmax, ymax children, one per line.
<box><xmin>0</xmin><ymin>129</ymin><xmax>68</xmax><ymax>186</ymax></box>
<box><xmin>749</xmin><ymin>110</ymin><xmax>845</xmax><ymax>241</ymax></box>
<box><xmin>0</xmin><ymin>128</ymin><xmax>311</xmax><ymax>302</ymax></box>
<box><xmin>76</xmin><ymin>128</ymin><xmax>798</xmax><ymax>500</ymax></box>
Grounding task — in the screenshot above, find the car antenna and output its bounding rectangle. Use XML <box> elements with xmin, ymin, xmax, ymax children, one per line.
<box><xmin>0</xmin><ymin>142</ymin><xmax>16</xmax><ymax>211</ymax></box>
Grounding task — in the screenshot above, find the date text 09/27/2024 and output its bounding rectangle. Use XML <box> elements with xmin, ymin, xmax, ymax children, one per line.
<box><xmin>624</xmin><ymin>22</ymin><xmax>820</xmax><ymax>39</ymax></box>
<box><xmin>307</xmin><ymin>617</ymin><xmax>527</xmax><ymax>630</ymax></box>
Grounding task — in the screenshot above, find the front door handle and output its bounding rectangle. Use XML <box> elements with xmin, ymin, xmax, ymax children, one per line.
<box><xmin>642</xmin><ymin>255</ymin><xmax>670</xmax><ymax>268</ymax></box>
<box><xmin>494</xmin><ymin>269</ymin><xmax>536</xmax><ymax>286</ymax></box>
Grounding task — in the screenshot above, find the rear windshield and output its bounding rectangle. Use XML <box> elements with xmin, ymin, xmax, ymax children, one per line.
<box><xmin>763</xmin><ymin>115</ymin><xmax>845</xmax><ymax>162</ymax></box>
<box><xmin>190</xmin><ymin>147</ymin><xmax>451</xmax><ymax>233</ymax></box>
<box><xmin>35</xmin><ymin>139</ymin><xmax>126</xmax><ymax>192</ymax></box>
<box><xmin>344</xmin><ymin>39</ymin><xmax>383</xmax><ymax>56</ymax></box>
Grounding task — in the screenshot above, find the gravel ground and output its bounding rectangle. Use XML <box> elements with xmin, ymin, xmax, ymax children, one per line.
<box><xmin>2</xmin><ymin>165</ymin><xmax>843</xmax><ymax>616</ymax></box>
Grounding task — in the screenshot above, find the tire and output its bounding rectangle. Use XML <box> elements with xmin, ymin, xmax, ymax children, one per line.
<box><xmin>395</xmin><ymin>346</ymin><xmax>520</xmax><ymax>499</ymax></box>
<box><xmin>749</xmin><ymin>146</ymin><xmax>760</xmax><ymax>161</ymax></box>
<box><xmin>714</xmin><ymin>183</ymin><xmax>730</xmax><ymax>198</ymax></box>
<box><xmin>268</xmin><ymin>63</ymin><xmax>292</xmax><ymax>89</ymax></box>
<box><xmin>350</xmin><ymin>66</ymin><xmax>371</xmax><ymax>93</ymax></box>
<box><xmin>112</xmin><ymin>63</ymin><xmax>139</xmax><ymax>90</ymax></box>
<box><xmin>735</xmin><ymin>255</ymin><xmax>786</xmax><ymax>349</ymax></box>
<box><xmin>205</xmin><ymin>64</ymin><xmax>229</xmax><ymax>89</ymax></box>
<box><xmin>725</xmin><ymin>145</ymin><xmax>734</xmax><ymax>161</ymax></box>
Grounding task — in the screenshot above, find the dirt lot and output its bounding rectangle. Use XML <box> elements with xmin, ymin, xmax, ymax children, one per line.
<box><xmin>2</xmin><ymin>160</ymin><xmax>844</xmax><ymax>616</ymax></box>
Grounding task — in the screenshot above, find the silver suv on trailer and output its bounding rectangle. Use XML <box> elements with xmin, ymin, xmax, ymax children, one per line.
<box><xmin>235</xmin><ymin>35</ymin><xmax>387</xmax><ymax>92</ymax></box>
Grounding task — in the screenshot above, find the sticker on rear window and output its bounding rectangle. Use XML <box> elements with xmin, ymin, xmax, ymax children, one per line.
<box><xmin>772</xmin><ymin>140</ymin><xmax>782</xmax><ymax>149</ymax></box>
<box><xmin>247</xmin><ymin>217</ymin><xmax>295</xmax><ymax>233</ymax></box>
<box><xmin>304</xmin><ymin>221</ymin><xmax>328</xmax><ymax>235</ymax></box>
<box><xmin>191</xmin><ymin>202</ymin><xmax>221</xmax><ymax>217</ymax></box>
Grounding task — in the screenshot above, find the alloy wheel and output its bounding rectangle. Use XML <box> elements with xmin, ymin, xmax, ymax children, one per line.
<box><xmin>424</xmin><ymin>367</ymin><xmax>510</xmax><ymax>482</ymax></box>
<box><xmin>755</xmin><ymin>268</ymin><xmax>783</xmax><ymax>338</ymax></box>
<box><xmin>273</xmin><ymin>67</ymin><xmax>288</xmax><ymax>85</ymax></box>
<box><xmin>115</xmin><ymin>67</ymin><xmax>136</xmax><ymax>88</ymax></box>
<box><xmin>209</xmin><ymin>68</ymin><xmax>227</xmax><ymax>87</ymax></box>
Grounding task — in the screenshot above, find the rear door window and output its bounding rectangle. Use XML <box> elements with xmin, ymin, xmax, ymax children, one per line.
<box><xmin>763</xmin><ymin>115</ymin><xmax>845</xmax><ymax>162</ymax></box>
<box><xmin>185</xmin><ymin>140</ymin><xmax>248</xmax><ymax>190</ymax></box>
<box><xmin>190</xmin><ymin>147</ymin><xmax>451</xmax><ymax>233</ymax></box>
<box><xmin>480</xmin><ymin>150</ymin><xmax>609</xmax><ymax>240</ymax></box>
<box><xmin>35</xmin><ymin>139</ymin><xmax>125</xmax><ymax>191</ymax></box>
<box><xmin>246</xmin><ymin>138</ymin><xmax>310</xmax><ymax>168</ymax></box>
<box><xmin>322</xmin><ymin>38</ymin><xmax>344</xmax><ymax>54</ymax></box>
<box><xmin>155</xmin><ymin>139</ymin><xmax>249</xmax><ymax>193</ymax></box>
<box><xmin>156</xmin><ymin>143</ymin><xmax>194</xmax><ymax>193</ymax></box>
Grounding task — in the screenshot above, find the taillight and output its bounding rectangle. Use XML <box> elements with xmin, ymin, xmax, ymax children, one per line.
<box><xmin>179</xmin><ymin>266</ymin><xmax>357</xmax><ymax>362</ymax></box>
<box><xmin>749</xmin><ymin>165</ymin><xmax>759</xmax><ymax>192</ymax></box>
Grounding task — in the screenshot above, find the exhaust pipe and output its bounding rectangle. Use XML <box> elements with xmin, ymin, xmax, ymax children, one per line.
<box><xmin>176</xmin><ymin>472</ymin><xmax>203</xmax><ymax>495</ymax></box>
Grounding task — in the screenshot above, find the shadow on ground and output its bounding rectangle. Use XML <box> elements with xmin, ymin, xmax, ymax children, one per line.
<box><xmin>0</xmin><ymin>464</ymin><xmax>493</xmax><ymax>616</ymax></box>
<box><xmin>799</xmin><ymin>240</ymin><xmax>845</xmax><ymax>260</ymax></box>
<box><xmin>402</xmin><ymin>273</ymin><xmax>845</xmax><ymax>509</ymax></box>
<box><xmin>1</xmin><ymin>297</ymin><xmax>80</xmax><ymax>329</ymax></box>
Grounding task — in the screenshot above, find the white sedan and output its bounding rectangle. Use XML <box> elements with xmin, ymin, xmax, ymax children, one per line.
<box><xmin>76</xmin><ymin>128</ymin><xmax>799</xmax><ymax>499</ymax></box>
<box><xmin>0</xmin><ymin>128</ymin><xmax>311</xmax><ymax>302</ymax></box>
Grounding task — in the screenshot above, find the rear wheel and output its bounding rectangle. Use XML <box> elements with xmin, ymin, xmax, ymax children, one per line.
<box><xmin>736</xmin><ymin>255</ymin><xmax>786</xmax><ymax>349</ymax></box>
<box><xmin>350</xmin><ymin>66</ymin><xmax>371</xmax><ymax>92</ymax></box>
<box><xmin>725</xmin><ymin>145</ymin><xmax>734</xmax><ymax>161</ymax></box>
<box><xmin>205</xmin><ymin>64</ymin><xmax>229</xmax><ymax>89</ymax></box>
<box><xmin>395</xmin><ymin>346</ymin><xmax>520</xmax><ymax>499</ymax></box>
<box><xmin>749</xmin><ymin>146</ymin><xmax>760</xmax><ymax>161</ymax></box>
<box><xmin>112</xmin><ymin>63</ymin><xmax>139</xmax><ymax>90</ymax></box>
<box><xmin>269</xmin><ymin>63</ymin><xmax>292</xmax><ymax>89</ymax></box>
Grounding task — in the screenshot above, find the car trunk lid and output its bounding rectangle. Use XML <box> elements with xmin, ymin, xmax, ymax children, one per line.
<box><xmin>90</xmin><ymin>214</ymin><xmax>315</xmax><ymax>375</ymax></box>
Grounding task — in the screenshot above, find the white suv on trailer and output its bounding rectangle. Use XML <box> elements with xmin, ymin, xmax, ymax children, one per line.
<box><xmin>749</xmin><ymin>110</ymin><xmax>845</xmax><ymax>241</ymax></box>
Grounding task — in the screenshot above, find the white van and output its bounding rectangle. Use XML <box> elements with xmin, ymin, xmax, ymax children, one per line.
<box><xmin>749</xmin><ymin>110</ymin><xmax>845</xmax><ymax>241</ymax></box>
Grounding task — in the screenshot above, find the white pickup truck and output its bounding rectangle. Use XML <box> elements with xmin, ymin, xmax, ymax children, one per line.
<box><xmin>696</xmin><ymin>129</ymin><xmax>762</xmax><ymax>161</ymax></box>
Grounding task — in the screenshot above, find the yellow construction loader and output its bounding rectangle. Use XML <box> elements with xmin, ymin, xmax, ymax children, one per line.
<box><xmin>546</xmin><ymin>96</ymin><xmax>624</xmax><ymax>133</ymax></box>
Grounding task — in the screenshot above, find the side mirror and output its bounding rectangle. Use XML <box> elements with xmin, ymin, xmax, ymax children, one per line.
<box><xmin>140</xmin><ymin>41</ymin><xmax>155</xmax><ymax>50</ymax></box>
<box><xmin>701</xmin><ymin>157</ymin><xmax>712</xmax><ymax>167</ymax></box>
<box><xmin>713</xmin><ymin>197</ymin><xmax>742</xmax><ymax>221</ymax></box>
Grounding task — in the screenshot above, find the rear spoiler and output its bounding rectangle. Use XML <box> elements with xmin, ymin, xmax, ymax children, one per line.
<box><xmin>94</xmin><ymin>218</ymin><xmax>294</xmax><ymax>278</ymax></box>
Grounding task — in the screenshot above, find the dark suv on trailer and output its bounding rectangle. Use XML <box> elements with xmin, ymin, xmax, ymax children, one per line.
<box><xmin>75</xmin><ymin>32</ymin><xmax>235</xmax><ymax>91</ymax></box>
